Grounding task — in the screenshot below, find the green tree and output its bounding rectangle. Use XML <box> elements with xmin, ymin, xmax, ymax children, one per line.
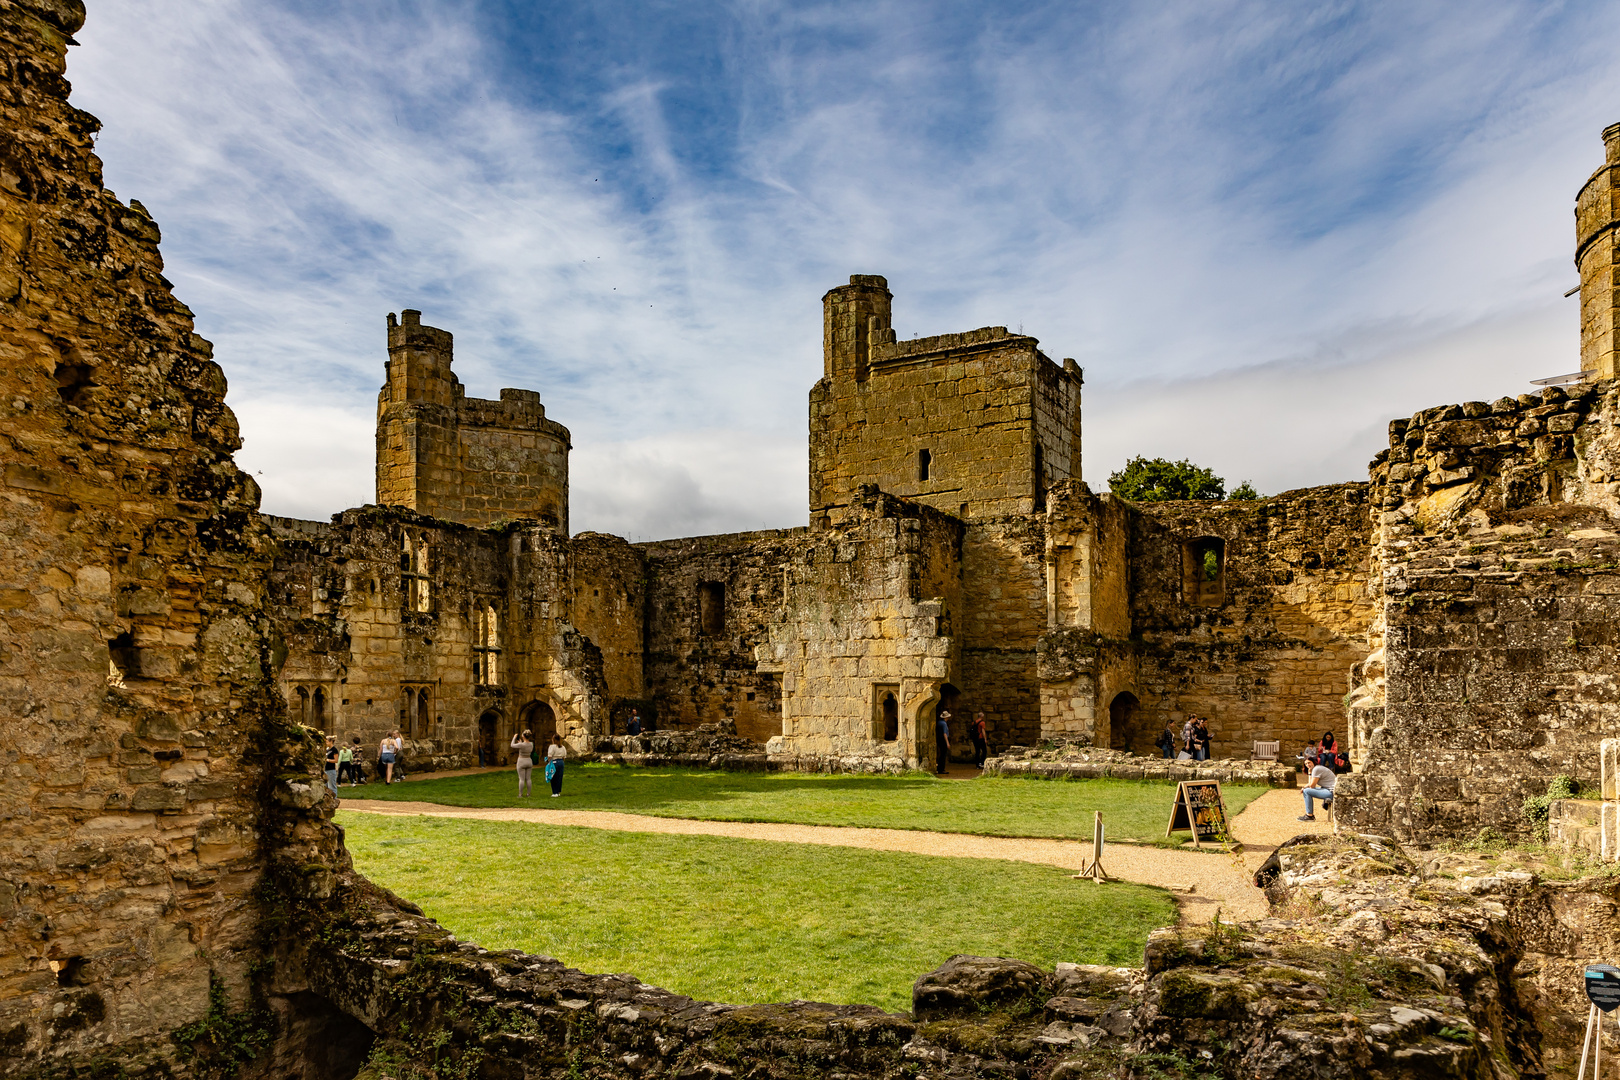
<box><xmin>1107</xmin><ymin>457</ymin><xmax>1225</xmax><ymax>502</ymax></box>
<box><xmin>1229</xmin><ymin>480</ymin><xmax>1261</xmax><ymax>500</ymax></box>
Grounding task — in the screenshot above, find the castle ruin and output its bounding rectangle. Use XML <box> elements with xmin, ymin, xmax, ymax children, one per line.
<box><xmin>12</xmin><ymin>0</ymin><xmax>1620</xmax><ymax>1074</ymax></box>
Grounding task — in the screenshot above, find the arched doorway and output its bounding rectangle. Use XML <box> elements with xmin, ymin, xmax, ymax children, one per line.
<box><xmin>521</xmin><ymin>699</ymin><xmax>557</xmax><ymax>746</ymax></box>
<box><xmin>1108</xmin><ymin>692</ymin><xmax>1141</xmax><ymax>752</ymax></box>
<box><xmin>478</xmin><ymin>710</ymin><xmax>500</xmax><ymax>767</ymax></box>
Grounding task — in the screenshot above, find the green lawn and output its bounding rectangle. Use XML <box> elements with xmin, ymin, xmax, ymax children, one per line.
<box><xmin>339</xmin><ymin>812</ymin><xmax>1177</xmax><ymax>1012</ymax></box>
<box><xmin>343</xmin><ymin>764</ymin><xmax>1268</xmax><ymax>843</ymax></box>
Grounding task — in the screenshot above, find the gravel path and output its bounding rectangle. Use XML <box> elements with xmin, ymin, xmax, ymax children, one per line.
<box><xmin>341</xmin><ymin>786</ymin><xmax>1332</xmax><ymax>923</ymax></box>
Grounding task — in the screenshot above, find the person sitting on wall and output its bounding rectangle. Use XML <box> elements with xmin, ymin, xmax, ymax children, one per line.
<box><xmin>627</xmin><ymin>709</ymin><xmax>642</xmax><ymax>737</ymax></box>
<box><xmin>1299</xmin><ymin>756</ymin><xmax>1336</xmax><ymax>821</ymax></box>
<box><xmin>1319</xmin><ymin>730</ymin><xmax>1349</xmax><ymax>774</ymax></box>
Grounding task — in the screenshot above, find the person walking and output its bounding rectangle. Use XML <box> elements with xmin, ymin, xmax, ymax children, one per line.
<box><xmin>935</xmin><ymin>709</ymin><xmax>952</xmax><ymax>774</ymax></box>
<box><xmin>336</xmin><ymin>738</ymin><xmax>354</xmax><ymax>786</ymax></box>
<box><xmin>511</xmin><ymin>729</ymin><xmax>535</xmax><ymax>797</ymax></box>
<box><xmin>1193</xmin><ymin>716</ymin><xmax>1212</xmax><ymax>761</ymax></box>
<box><xmin>324</xmin><ymin>737</ymin><xmax>339</xmax><ymax>796</ymax></box>
<box><xmin>1156</xmin><ymin>721</ymin><xmax>1178</xmax><ymax>759</ymax></box>
<box><xmin>545</xmin><ymin>734</ymin><xmax>568</xmax><ymax>797</ymax></box>
<box><xmin>1299</xmin><ymin>756</ymin><xmax>1337</xmax><ymax>821</ymax></box>
<box><xmin>970</xmin><ymin>712</ymin><xmax>989</xmax><ymax>768</ymax></box>
<box><xmin>378</xmin><ymin>730</ymin><xmax>403</xmax><ymax>784</ymax></box>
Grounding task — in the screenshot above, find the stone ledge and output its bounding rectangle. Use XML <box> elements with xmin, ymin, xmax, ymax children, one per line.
<box><xmin>984</xmin><ymin>755</ymin><xmax>1295</xmax><ymax>787</ymax></box>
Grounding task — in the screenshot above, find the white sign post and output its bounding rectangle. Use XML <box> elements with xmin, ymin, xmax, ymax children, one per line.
<box><xmin>1075</xmin><ymin>810</ymin><xmax>1109</xmax><ymax>883</ymax></box>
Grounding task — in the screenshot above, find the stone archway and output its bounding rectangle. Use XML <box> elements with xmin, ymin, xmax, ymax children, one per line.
<box><xmin>1108</xmin><ymin>691</ymin><xmax>1142</xmax><ymax>752</ymax></box>
<box><xmin>478</xmin><ymin>710</ymin><xmax>500</xmax><ymax>767</ymax></box>
<box><xmin>521</xmin><ymin>699</ymin><xmax>557</xmax><ymax>747</ymax></box>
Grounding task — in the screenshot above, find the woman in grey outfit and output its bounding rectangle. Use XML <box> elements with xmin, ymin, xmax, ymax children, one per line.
<box><xmin>510</xmin><ymin>729</ymin><xmax>535</xmax><ymax>797</ymax></box>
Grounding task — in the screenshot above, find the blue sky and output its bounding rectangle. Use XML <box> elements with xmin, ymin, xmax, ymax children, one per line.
<box><xmin>70</xmin><ymin>0</ymin><xmax>1620</xmax><ymax>538</ymax></box>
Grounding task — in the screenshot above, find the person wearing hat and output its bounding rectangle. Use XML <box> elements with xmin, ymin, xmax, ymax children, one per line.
<box><xmin>935</xmin><ymin>709</ymin><xmax>952</xmax><ymax>775</ymax></box>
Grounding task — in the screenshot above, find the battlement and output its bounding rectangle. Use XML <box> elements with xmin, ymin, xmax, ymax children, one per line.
<box><xmin>872</xmin><ymin>326</ymin><xmax>1046</xmax><ymax>367</ymax></box>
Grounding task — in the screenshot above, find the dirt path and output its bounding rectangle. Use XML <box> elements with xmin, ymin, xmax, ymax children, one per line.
<box><xmin>340</xmin><ymin>787</ymin><xmax>1332</xmax><ymax>923</ymax></box>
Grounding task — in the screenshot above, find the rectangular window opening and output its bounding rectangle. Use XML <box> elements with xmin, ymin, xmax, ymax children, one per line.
<box><xmin>918</xmin><ymin>448</ymin><xmax>932</xmax><ymax>482</ymax></box>
<box><xmin>699</xmin><ymin>581</ymin><xmax>726</xmax><ymax>637</ymax></box>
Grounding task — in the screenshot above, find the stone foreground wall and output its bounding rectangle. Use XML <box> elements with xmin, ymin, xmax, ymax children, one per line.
<box><xmin>0</xmin><ymin>1</ymin><xmax>344</xmax><ymax>1073</ymax></box>
<box><xmin>265</xmin><ymin>834</ymin><xmax>1614</xmax><ymax>1080</ymax></box>
<box><xmin>1338</xmin><ymin>380</ymin><xmax>1620</xmax><ymax>839</ymax></box>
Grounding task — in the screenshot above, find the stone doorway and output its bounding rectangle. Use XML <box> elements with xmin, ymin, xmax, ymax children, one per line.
<box><xmin>478</xmin><ymin>711</ymin><xmax>499</xmax><ymax>767</ymax></box>
<box><xmin>1108</xmin><ymin>691</ymin><xmax>1141</xmax><ymax>752</ymax></box>
<box><xmin>521</xmin><ymin>699</ymin><xmax>557</xmax><ymax>747</ymax></box>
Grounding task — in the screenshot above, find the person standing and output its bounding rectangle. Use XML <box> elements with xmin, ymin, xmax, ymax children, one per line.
<box><xmin>1194</xmin><ymin>717</ymin><xmax>1212</xmax><ymax>761</ymax></box>
<box><xmin>545</xmin><ymin>734</ymin><xmax>568</xmax><ymax>797</ymax></box>
<box><xmin>324</xmin><ymin>737</ymin><xmax>339</xmax><ymax>796</ymax></box>
<box><xmin>935</xmin><ymin>709</ymin><xmax>952</xmax><ymax>775</ymax></box>
<box><xmin>336</xmin><ymin>738</ymin><xmax>354</xmax><ymax>786</ymax></box>
<box><xmin>970</xmin><ymin>712</ymin><xmax>989</xmax><ymax>768</ymax></box>
<box><xmin>1180</xmin><ymin>718</ymin><xmax>1196</xmax><ymax>759</ymax></box>
<box><xmin>511</xmin><ymin>729</ymin><xmax>535</xmax><ymax>797</ymax></box>
<box><xmin>627</xmin><ymin>709</ymin><xmax>642</xmax><ymax>736</ymax></box>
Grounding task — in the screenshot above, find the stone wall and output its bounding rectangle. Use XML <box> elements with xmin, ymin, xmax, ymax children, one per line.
<box><xmin>758</xmin><ymin>487</ymin><xmax>963</xmax><ymax>770</ymax></box>
<box><xmin>0</xmin><ymin>2</ymin><xmax>344</xmax><ymax>1070</ymax></box>
<box><xmin>375</xmin><ymin>310</ymin><xmax>570</xmax><ymax>530</ymax></box>
<box><xmin>957</xmin><ymin>515</ymin><xmax>1050</xmax><ymax>749</ymax></box>
<box><xmin>1122</xmin><ymin>483</ymin><xmax>1375</xmax><ymax>761</ymax></box>
<box><xmin>637</xmin><ymin>528</ymin><xmax>801</xmax><ymax>741</ymax></box>
<box><xmin>1039</xmin><ymin>483</ymin><xmax>1135</xmax><ymax>745</ymax></box>
<box><xmin>1337</xmin><ymin>381</ymin><xmax>1620</xmax><ymax>840</ymax></box>
<box><xmin>270</xmin><ymin>510</ymin><xmax>622</xmax><ymax>770</ymax></box>
<box><xmin>270</xmin><ymin>836</ymin><xmax>1610</xmax><ymax>1080</ymax></box>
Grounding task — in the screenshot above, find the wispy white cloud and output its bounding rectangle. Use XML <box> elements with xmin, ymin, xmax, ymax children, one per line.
<box><xmin>68</xmin><ymin>0</ymin><xmax>1620</xmax><ymax>530</ymax></box>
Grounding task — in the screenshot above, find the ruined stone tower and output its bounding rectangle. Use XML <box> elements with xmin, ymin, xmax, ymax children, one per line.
<box><xmin>375</xmin><ymin>309</ymin><xmax>571</xmax><ymax>528</ymax></box>
<box><xmin>809</xmin><ymin>275</ymin><xmax>1084</xmax><ymax>524</ymax></box>
<box><xmin>1577</xmin><ymin>122</ymin><xmax>1620</xmax><ymax>380</ymax></box>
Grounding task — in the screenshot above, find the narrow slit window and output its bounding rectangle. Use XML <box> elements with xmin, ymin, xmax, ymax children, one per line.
<box><xmin>699</xmin><ymin>582</ymin><xmax>726</xmax><ymax>637</ymax></box>
<box><xmin>918</xmin><ymin>449</ymin><xmax>931</xmax><ymax>482</ymax></box>
<box><xmin>1033</xmin><ymin>444</ymin><xmax>1046</xmax><ymax>511</ymax></box>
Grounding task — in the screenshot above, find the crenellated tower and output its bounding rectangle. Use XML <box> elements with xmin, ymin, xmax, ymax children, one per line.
<box><xmin>809</xmin><ymin>274</ymin><xmax>1084</xmax><ymax>525</ymax></box>
<box><xmin>376</xmin><ymin>309</ymin><xmax>571</xmax><ymax>529</ymax></box>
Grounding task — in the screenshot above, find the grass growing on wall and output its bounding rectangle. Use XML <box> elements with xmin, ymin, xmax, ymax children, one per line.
<box><xmin>339</xmin><ymin>812</ymin><xmax>1178</xmax><ymax>1012</ymax></box>
<box><xmin>343</xmin><ymin>765</ymin><xmax>1269</xmax><ymax>843</ymax></box>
